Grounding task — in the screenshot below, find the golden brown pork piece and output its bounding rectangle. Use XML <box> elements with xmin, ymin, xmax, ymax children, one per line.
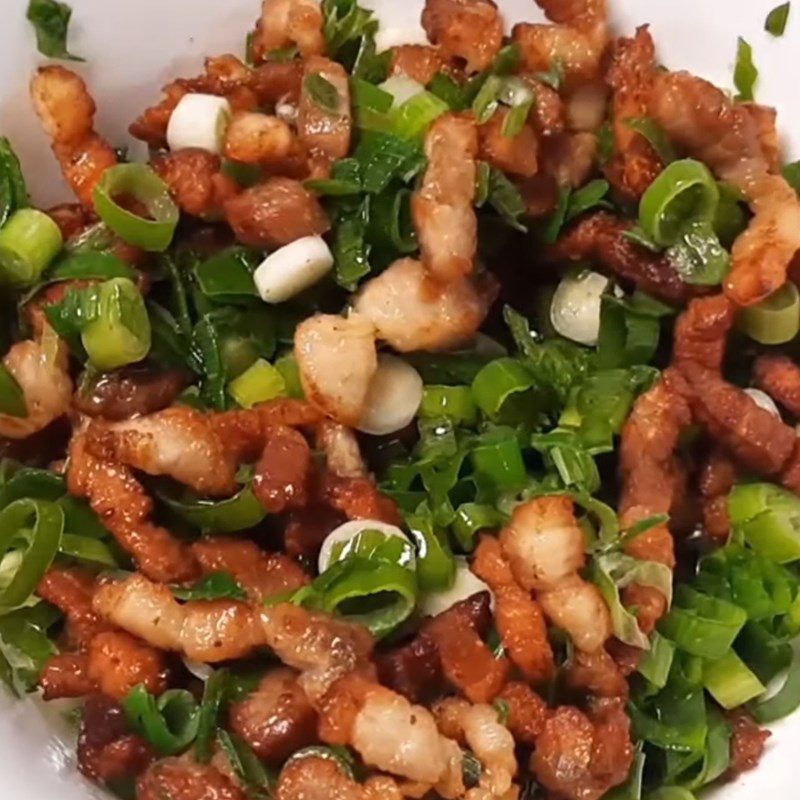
<box><xmin>604</xmin><ymin>26</ymin><xmax>662</xmax><ymax>200</ymax></box>
<box><xmin>298</xmin><ymin>56</ymin><xmax>352</xmax><ymax>178</ymax></box>
<box><xmin>478</xmin><ymin>109</ymin><xmax>539</xmax><ymax>178</ymax></box>
<box><xmin>472</xmin><ymin>535</ymin><xmax>555</xmax><ymax>684</ymax></box>
<box><xmin>618</xmin><ymin>376</ymin><xmax>691</xmax><ymax>631</ymax></box>
<box><xmin>421</xmin><ymin>0</ymin><xmax>504</xmax><ymax>73</ymax></box>
<box><xmin>754</xmin><ymin>354</ymin><xmax>800</xmax><ymax>417</ymax></box>
<box><xmin>228</xmin><ymin>668</ymin><xmax>317</xmax><ymax>763</ymax></box>
<box><xmin>78</xmin><ymin>694</ymin><xmax>154</xmax><ymax>787</ymax></box>
<box><xmin>698</xmin><ymin>447</ymin><xmax>737</xmax><ymax>545</ymax></box>
<box><xmin>412</xmin><ymin>113</ymin><xmax>479</xmax><ymax>283</ymax></box>
<box><xmin>650</xmin><ymin>70</ymin><xmax>800</xmax><ymax>306</ymax></box>
<box><xmin>551</xmin><ymin>212</ymin><xmax>692</xmax><ymax>303</ymax></box>
<box><xmin>224</xmin><ymin>177</ymin><xmax>329</xmax><ymax>248</ymax></box>
<box><xmin>152</xmin><ymin>149</ymin><xmax>240</xmax><ymax>218</ymax></box>
<box><xmin>513</xmin><ymin>0</ymin><xmax>608</xmax><ymax>89</ymax></box>
<box><xmin>252</xmin><ymin>425</ymin><xmax>314</xmax><ymax>513</ymax></box>
<box><xmin>496</xmin><ymin>681</ymin><xmax>550</xmax><ymax>745</ymax></box>
<box><xmin>390</xmin><ymin>45</ymin><xmax>447</xmax><ymax>85</ymax></box>
<box><xmin>531</xmin><ymin>701</ymin><xmax>634</xmax><ymax>800</ymax></box>
<box><xmin>727</xmin><ymin>712</ymin><xmax>771</xmax><ymax>779</ymax></box>
<box><xmin>672</xmin><ymin>294</ymin><xmax>736</xmax><ymax>373</ymax></box>
<box><xmin>138</xmin><ymin>757</ymin><xmax>246</xmax><ymax>800</ymax></box>
<box><xmin>191</xmin><ymin>538</ymin><xmax>309</xmax><ymax>603</ymax></box>
<box><xmin>67</xmin><ymin>434</ymin><xmax>200</xmax><ymax>583</ymax></box>
<box><xmin>250</xmin><ymin>0</ymin><xmax>325</xmax><ymax>64</ymax></box>
<box><xmin>30</xmin><ymin>66</ymin><xmax>118</xmax><ymax>208</ymax></box>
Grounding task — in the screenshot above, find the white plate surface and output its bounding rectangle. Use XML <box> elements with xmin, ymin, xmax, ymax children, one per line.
<box><xmin>0</xmin><ymin>0</ymin><xmax>798</xmax><ymax>797</ymax></box>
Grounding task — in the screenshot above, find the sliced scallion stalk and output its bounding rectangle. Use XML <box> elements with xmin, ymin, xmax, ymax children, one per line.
<box><xmin>0</xmin><ymin>208</ymin><xmax>62</xmax><ymax>286</ymax></box>
<box><xmin>703</xmin><ymin>650</ymin><xmax>765</xmax><ymax>708</ymax></box>
<box><xmin>228</xmin><ymin>358</ymin><xmax>286</xmax><ymax>409</ymax></box>
<box><xmin>739</xmin><ymin>281</ymin><xmax>800</xmax><ymax>344</ymax></box>
<box><xmin>81</xmin><ymin>277</ymin><xmax>151</xmax><ymax>370</ymax></box>
<box><xmin>93</xmin><ymin>163</ymin><xmax>179</xmax><ymax>252</ymax></box>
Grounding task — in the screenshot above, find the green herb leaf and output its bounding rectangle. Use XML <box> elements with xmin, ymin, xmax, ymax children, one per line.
<box><xmin>474</xmin><ymin>161</ymin><xmax>491</xmax><ymax>207</ymax></box>
<box><xmin>765</xmin><ymin>2</ymin><xmax>791</xmax><ymax>36</ymax></box>
<box><xmin>304</xmin><ymin>73</ymin><xmax>341</xmax><ymax>114</ymax></box>
<box><xmin>305</xmin><ymin>158</ymin><xmax>362</xmax><ymax>196</ymax></box>
<box><xmin>0</xmin><ymin>138</ymin><xmax>30</xmax><ymax>229</ymax></box>
<box><xmin>353</xmin><ymin>131</ymin><xmax>424</xmax><ymax>194</ymax></box>
<box><xmin>565</xmin><ymin>179</ymin><xmax>611</xmax><ymax>223</ymax></box>
<box><xmin>597</xmin><ymin>121</ymin><xmax>614</xmax><ymax>166</ymax></box>
<box><xmin>332</xmin><ymin>196</ymin><xmax>371</xmax><ymax>289</ymax></box>
<box><xmin>26</xmin><ymin>0</ymin><xmax>84</xmax><ymax>61</ymax></box>
<box><xmin>733</xmin><ymin>37</ymin><xmax>758</xmax><ymax>101</ymax></box>
<box><xmin>487</xmin><ymin>168</ymin><xmax>528</xmax><ymax>232</ymax></box>
<box><xmin>172</xmin><ymin>572</ymin><xmax>246</xmax><ymax>602</ymax></box>
<box><xmin>427</xmin><ymin>72</ymin><xmax>469</xmax><ymax>111</ymax></box>
<box><xmin>539</xmin><ymin>185</ymin><xmax>571</xmax><ymax>243</ymax></box>
<box><xmin>624</xmin><ymin>118</ymin><xmax>677</xmax><ymax>164</ymax></box>
<box><xmin>322</xmin><ymin>0</ymin><xmax>378</xmax><ymax>62</ymax></box>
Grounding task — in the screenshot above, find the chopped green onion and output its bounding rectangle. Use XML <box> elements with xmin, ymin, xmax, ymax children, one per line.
<box><xmin>427</xmin><ymin>72</ymin><xmax>469</xmax><ymax>111</ymax></box>
<box><xmin>783</xmin><ymin>160</ymin><xmax>800</xmax><ymax>195</ymax></box>
<box><xmin>733</xmin><ymin>37</ymin><xmax>758</xmax><ymax>101</ymax></box>
<box><xmin>659</xmin><ymin>586</ymin><xmax>747</xmax><ymax>659</ymax></box>
<box><xmin>625</xmin><ymin>118</ymin><xmax>677</xmax><ymax>165</ymax></box>
<box><xmin>0</xmin><ymin>499</ymin><xmax>64</xmax><ymax>613</ymax></box>
<box><xmin>539</xmin><ymin>185</ymin><xmax>571</xmax><ymax>244</ymax></box>
<box><xmin>158</xmin><ymin>482</ymin><xmax>266</xmax><ymax>534</ymax></box>
<box><xmin>93</xmin><ymin>164</ymin><xmax>179</xmax><ymax>252</ymax></box>
<box><xmin>122</xmin><ymin>685</ymin><xmax>199</xmax><ymax>755</ymax></box>
<box><xmin>565</xmin><ymin>179</ymin><xmax>611</xmax><ymax>223</ymax></box>
<box><xmin>353</xmin><ymin>131</ymin><xmax>423</xmax><ymax>194</ymax></box>
<box><xmin>368</xmin><ymin>188</ymin><xmax>417</xmax><ymax>253</ymax></box>
<box><xmin>637</xmin><ymin>632</ymin><xmax>675</xmax><ymax>689</ymax></box>
<box><xmin>593</xmin><ymin>555</ymin><xmax>651</xmax><ymax>649</ymax></box>
<box><xmin>194</xmin><ymin>248</ymin><xmax>258</xmax><ymax>303</ymax></box>
<box><xmin>275</xmin><ymin>354</ymin><xmax>304</xmax><ymax>399</ymax></box>
<box><xmin>228</xmin><ymin>358</ymin><xmax>286</xmax><ymax>409</ymax></box>
<box><xmin>304</xmin><ymin>73</ymin><xmax>341</xmax><ymax>114</ymax></box>
<box><xmin>26</xmin><ymin>0</ymin><xmax>84</xmax><ymax>61</ymax></box>
<box><xmin>739</xmin><ymin>281</ymin><xmax>800</xmax><ymax>345</ymax></box>
<box><xmin>405</xmin><ymin>508</ymin><xmax>456</xmax><ymax>592</ymax></box>
<box><xmin>391</xmin><ymin>91</ymin><xmax>449</xmax><ymax>139</ymax></box>
<box><xmin>0</xmin><ymin>209</ymin><xmax>63</xmax><ymax>286</ymax></box>
<box><xmin>501</xmin><ymin>100</ymin><xmax>533</xmax><ymax>137</ymax></box>
<box><xmin>81</xmin><ymin>277</ymin><xmax>151</xmax><ymax>370</ymax></box>
<box><xmin>420</xmin><ymin>386</ymin><xmax>478</xmax><ymax>425</ymax></box>
<box><xmin>703</xmin><ymin>649</ymin><xmax>765</xmax><ymax>708</ymax></box>
<box><xmin>470</xmin><ymin>430</ymin><xmax>527</xmax><ymax>492</ymax></box>
<box><xmin>471</xmin><ymin>358</ymin><xmax>533</xmax><ymax>419</ymax></box>
<box><xmin>0</xmin><ymin>603</ymin><xmax>59</xmax><ymax>695</ymax></box>
<box><xmin>492</xmin><ymin>43</ymin><xmax>521</xmax><ymax>75</ymax></box>
<box><xmin>630</xmin><ymin>683</ymin><xmax>707</xmax><ymax>752</ymax></box>
<box><xmin>305</xmin><ymin>158</ymin><xmax>362</xmax><ymax>196</ymax></box>
<box><xmin>462</xmin><ymin>750</ymin><xmax>482</xmax><ymax>788</ymax></box>
<box><xmin>714</xmin><ymin>182</ymin><xmax>747</xmax><ymax>247</ymax></box>
<box><xmin>0</xmin><ymin>365</ymin><xmax>26</xmax><ymax>419</ymax></box>
<box><xmin>59</xmin><ymin>533</ymin><xmax>118</xmax><ymax>567</ymax></box>
<box><xmin>766</xmin><ymin>2</ymin><xmax>791</xmax><ymax>35</ymax></box>
<box><xmin>646</xmin><ymin>790</ymin><xmax>696</xmax><ymax>800</ymax></box>
<box><xmin>452</xmin><ymin>503</ymin><xmax>504</xmax><ymax>552</ymax></box>
<box><xmin>666</xmin><ymin>220</ymin><xmax>730</xmax><ymax>286</ymax></box>
<box><xmin>351</xmin><ymin>77</ymin><xmax>393</xmax><ymax>113</ymax></box>
<box><xmin>302</xmin><ymin>556</ymin><xmax>418</xmax><ymax>638</ymax></box>
<box><xmin>194</xmin><ymin>668</ymin><xmax>229</xmax><ymax>763</ymax></box>
<box><xmin>753</xmin><ymin>647</ymin><xmax>800</xmax><ymax>722</ymax></box>
<box><xmin>216</xmin><ymin>730</ymin><xmax>276</xmax><ymax>795</ymax></box>
<box><xmin>486</xmin><ymin>168</ymin><xmax>528</xmax><ymax>232</ymax></box>
<box><xmin>638</xmin><ymin>159</ymin><xmax>719</xmax><ymax>247</ymax></box>
<box><xmin>472</xmin><ymin>75</ymin><xmax>503</xmax><ymax>124</ymax></box>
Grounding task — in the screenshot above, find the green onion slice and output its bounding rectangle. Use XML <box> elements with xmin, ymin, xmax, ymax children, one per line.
<box><xmin>81</xmin><ymin>277</ymin><xmax>151</xmax><ymax>370</ymax></box>
<box><xmin>420</xmin><ymin>386</ymin><xmax>478</xmax><ymax>426</ymax></box>
<box><xmin>93</xmin><ymin>164</ymin><xmax>179</xmax><ymax>252</ymax></box>
<box><xmin>638</xmin><ymin>159</ymin><xmax>719</xmax><ymax>247</ymax></box>
<box><xmin>158</xmin><ymin>482</ymin><xmax>266</xmax><ymax>534</ymax></box>
<box><xmin>0</xmin><ymin>208</ymin><xmax>63</xmax><ymax>286</ymax></box>
<box><xmin>703</xmin><ymin>649</ymin><xmax>765</xmax><ymax>709</ymax></box>
<box><xmin>405</xmin><ymin>509</ymin><xmax>456</xmax><ymax>592</ymax></box>
<box><xmin>739</xmin><ymin>281</ymin><xmax>800</xmax><ymax>345</ymax></box>
<box><xmin>753</xmin><ymin>646</ymin><xmax>800</xmax><ymax>722</ymax></box>
<box><xmin>194</xmin><ymin>668</ymin><xmax>229</xmax><ymax>763</ymax></box>
<box><xmin>0</xmin><ymin>499</ymin><xmax>64</xmax><ymax>613</ymax></box>
<box><xmin>122</xmin><ymin>685</ymin><xmax>199</xmax><ymax>756</ymax></box>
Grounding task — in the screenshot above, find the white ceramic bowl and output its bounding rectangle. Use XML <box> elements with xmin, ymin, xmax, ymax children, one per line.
<box><xmin>1</xmin><ymin>0</ymin><xmax>799</xmax><ymax>797</ymax></box>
